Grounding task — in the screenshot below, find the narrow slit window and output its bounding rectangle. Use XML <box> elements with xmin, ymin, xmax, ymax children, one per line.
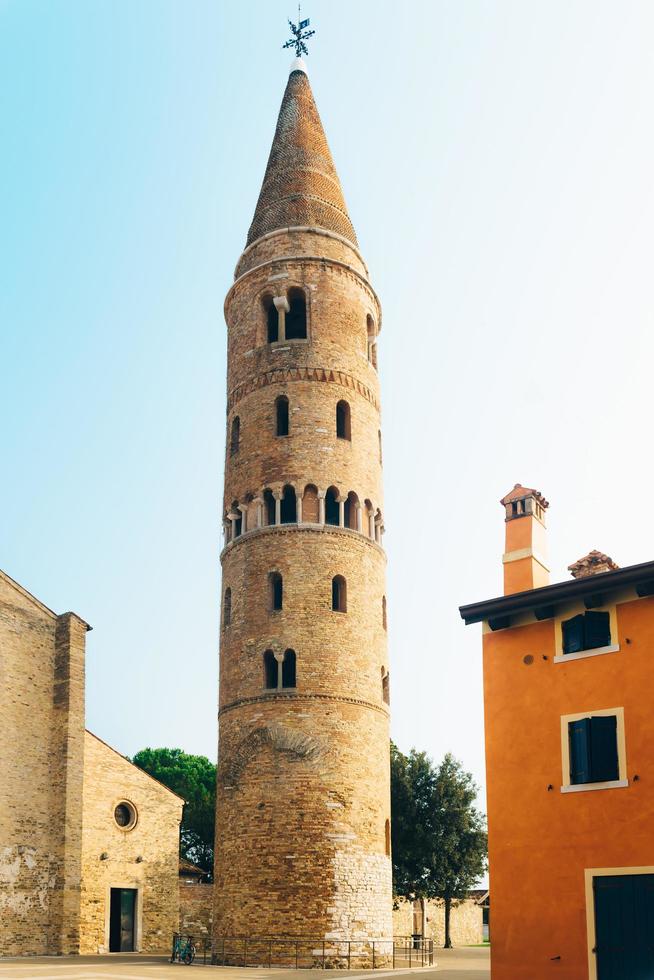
<box><xmin>264</xmin><ymin>650</ymin><xmax>278</xmax><ymax>689</ymax></box>
<box><xmin>344</xmin><ymin>491</ymin><xmax>359</xmax><ymax>530</ymax></box>
<box><xmin>264</xmin><ymin>295</ymin><xmax>279</xmax><ymax>343</ymax></box>
<box><xmin>231</xmin><ymin>501</ymin><xmax>242</xmax><ymax>538</ymax></box>
<box><xmin>223</xmin><ymin>588</ymin><xmax>231</xmax><ymax>628</ymax></box>
<box><xmin>286</xmin><ymin>288</ymin><xmax>306</xmax><ymax>339</ymax></box>
<box><xmin>263</xmin><ymin>488</ymin><xmax>276</xmax><ymax>526</ymax></box>
<box><xmin>325</xmin><ymin>487</ymin><xmax>339</xmax><ymax>526</ymax></box>
<box><xmin>230</xmin><ymin>417</ymin><xmax>240</xmax><ymax>455</ymax></box>
<box><xmin>382</xmin><ymin>668</ymin><xmax>390</xmax><ymax>705</ymax></box>
<box><xmin>276</xmin><ymin>396</ymin><xmax>289</xmax><ymax>437</ymax></box>
<box><xmin>302</xmin><ymin>485</ymin><xmax>319</xmax><ymax>523</ymax></box>
<box><xmin>336</xmin><ymin>401</ymin><xmax>351</xmax><ymax>440</ymax></box>
<box><xmin>367</xmin><ymin>314</ymin><xmax>377</xmax><ymax>369</ymax></box>
<box><xmin>282</xmin><ymin>649</ymin><xmax>296</xmax><ymax>688</ymax></box>
<box><xmin>280</xmin><ymin>484</ymin><xmax>297</xmax><ymax>524</ymax></box>
<box><xmin>332</xmin><ymin>575</ymin><xmax>347</xmax><ymax>613</ymax></box>
<box><xmin>269</xmin><ymin>572</ymin><xmax>283</xmax><ymax>611</ymax></box>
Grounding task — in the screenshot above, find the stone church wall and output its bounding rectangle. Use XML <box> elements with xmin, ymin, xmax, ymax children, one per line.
<box><xmin>0</xmin><ymin>572</ymin><xmax>87</xmax><ymax>957</ymax></box>
<box><xmin>79</xmin><ymin>732</ymin><xmax>183</xmax><ymax>953</ymax></box>
<box><xmin>392</xmin><ymin>896</ymin><xmax>483</xmax><ymax>947</ymax></box>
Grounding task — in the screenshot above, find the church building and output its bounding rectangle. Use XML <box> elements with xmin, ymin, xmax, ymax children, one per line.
<box><xmin>214</xmin><ymin>56</ymin><xmax>393</xmax><ymax>953</ymax></box>
<box><xmin>0</xmin><ymin>568</ymin><xmax>183</xmax><ymax>956</ymax></box>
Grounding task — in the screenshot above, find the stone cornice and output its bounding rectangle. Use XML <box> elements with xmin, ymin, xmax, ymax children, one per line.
<box><xmin>226</xmin><ymin>365</ymin><xmax>380</xmax><ymax>414</ymax></box>
<box><xmin>220</xmin><ymin>522</ymin><xmax>387</xmax><ymax>562</ymax></box>
<box><xmin>235</xmin><ymin>225</ymin><xmax>370</xmax><ymax>279</ymax></box>
<box><xmin>218</xmin><ymin>691</ymin><xmax>390</xmax><ymax>718</ymax></box>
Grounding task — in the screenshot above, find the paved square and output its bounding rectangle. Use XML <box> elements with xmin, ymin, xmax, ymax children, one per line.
<box><xmin>0</xmin><ymin>949</ymin><xmax>490</xmax><ymax>980</ymax></box>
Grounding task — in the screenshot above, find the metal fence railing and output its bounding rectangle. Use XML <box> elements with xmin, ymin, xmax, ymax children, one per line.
<box><xmin>171</xmin><ymin>933</ymin><xmax>435</xmax><ymax>969</ymax></box>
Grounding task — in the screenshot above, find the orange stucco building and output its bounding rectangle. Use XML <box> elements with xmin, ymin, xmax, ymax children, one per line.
<box><xmin>460</xmin><ymin>485</ymin><xmax>654</xmax><ymax>980</ymax></box>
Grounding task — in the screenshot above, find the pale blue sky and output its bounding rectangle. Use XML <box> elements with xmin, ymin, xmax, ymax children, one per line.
<box><xmin>2</xmin><ymin>1</ymin><xmax>654</xmax><ymax>806</ymax></box>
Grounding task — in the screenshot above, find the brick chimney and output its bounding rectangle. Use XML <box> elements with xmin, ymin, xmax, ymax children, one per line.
<box><xmin>500</xmin><ymin>484</ymin><xmax>550</xmax><ymax>595</ymax></box>
<box><xmin>568</xmin><ymin>550</ymin><xmax>619</xmax><ymax>579</ymax></box>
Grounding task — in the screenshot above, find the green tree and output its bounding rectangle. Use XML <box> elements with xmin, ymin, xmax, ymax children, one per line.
<box><xmin>131</xmin><ymin>747</ymin><xmax>216</xmax><ymax>877</ymax></box>
<box><xmin>390</xmin><ymin>744</ymin><xmax>487</xmax><ymax>948</ymax></box>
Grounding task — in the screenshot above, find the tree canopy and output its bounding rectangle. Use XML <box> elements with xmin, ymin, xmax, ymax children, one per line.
<box><xmin>390</xmin><ymin>744</ymin><xmax>487</xmax><ymax>947</ymax></box>
<box><xmin>131</xmin><ymin>747</ymin><xmax>216</xmax><ymax>876</ymax></box>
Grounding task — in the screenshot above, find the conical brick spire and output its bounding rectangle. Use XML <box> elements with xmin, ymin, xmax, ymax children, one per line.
<box><xmin>246</xmin><ymin>63</ymin><xmax>358</xmax><ymax>248</ymax></box>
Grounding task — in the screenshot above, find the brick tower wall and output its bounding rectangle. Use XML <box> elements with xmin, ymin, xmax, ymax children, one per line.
<box><xmin>213</xmin><ymin>226</ymin><xmax>393</xmax><ymax>943</ymax></box>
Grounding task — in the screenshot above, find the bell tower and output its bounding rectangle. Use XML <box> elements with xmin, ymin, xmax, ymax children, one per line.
<box><xmin>213</xmin><ymin>59</ymin><xmax>392</xmax><ymax>946</ymax></box>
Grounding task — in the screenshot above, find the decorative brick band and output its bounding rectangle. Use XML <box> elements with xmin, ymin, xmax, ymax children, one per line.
<box><xmin>219</xmin><ymin>691</ymin><xmax>390</xmax><ymax>718</ymax></box>
<box><xmin>227</xmin><ymin>366</ymin><xmax>379</xmax><ymax>414</ymax></box>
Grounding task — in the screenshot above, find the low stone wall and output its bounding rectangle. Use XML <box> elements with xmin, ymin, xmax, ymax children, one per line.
<box><xmin>179</xmin><ymin>882</ymin><xmax>213</xmax><ymax>939</ymax></box>
<box><xmin>392</xmin><ymin>896</ymin><xmax>482</xmax><ymax>947</ymax></box>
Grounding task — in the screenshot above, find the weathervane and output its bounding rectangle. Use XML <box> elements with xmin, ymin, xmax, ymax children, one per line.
<box><xmin>283</xmin><ymin>5</ymin><xmax>315</xmax><ymax>57</ymax></box>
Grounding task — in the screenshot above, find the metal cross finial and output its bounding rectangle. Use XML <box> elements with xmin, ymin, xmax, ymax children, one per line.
<box><xmin>282</xmin><ymin>5</ymin><xmax>315</xmax><ymax>57</ymax></box>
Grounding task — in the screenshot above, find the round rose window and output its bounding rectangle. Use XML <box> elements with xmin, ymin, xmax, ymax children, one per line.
<box><xmin>114</xmin><ymin>801</ymin><xmax>137</xmax><ymax>830</ymax></box>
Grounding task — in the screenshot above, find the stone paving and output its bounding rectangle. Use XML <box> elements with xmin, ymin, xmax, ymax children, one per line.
<box><xmin>0</xmin><ymin>948</ymin><xmax>490</xmax><ymax>980</ymax></box>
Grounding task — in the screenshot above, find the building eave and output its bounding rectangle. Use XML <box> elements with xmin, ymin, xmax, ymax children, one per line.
<box><xmin>459</xmin><ymin>559</ymin><xmax>654</xmax><ymax>627</ymax></box>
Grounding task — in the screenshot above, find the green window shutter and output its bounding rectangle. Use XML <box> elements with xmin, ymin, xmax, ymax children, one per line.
<box><xmin>569</xmin><ymin>718</ymin><xmax>591</xmax><ymax>784</ymax></box>
<box><xmin>589</xmin><ymin>715</ymin><xmax>619</xmax><ymax>782</ymax></box>
<box><xmin>562</xmin><ymin>614</ymin><xmax>585</xmax><ymax>654</ymax></box>
<box><xmin>583</xmin><ymin>610</ymin><xmax>611</xmax><ymax>650</ymax></box>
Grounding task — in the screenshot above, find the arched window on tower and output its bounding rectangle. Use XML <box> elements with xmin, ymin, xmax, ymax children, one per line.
<box><xmin>269</xmin><ymin>571</ymin><xmax>283</xmax><ymax>611</ymax></box>
<box><xmin>364</xmin><ymin>499</ymin><xmax>375</xmax><ymax>539</ymax></box>
<box><xmin>332</xmin><ymin>575</ymin><xmax>347</xmax><ymax>613</ymax></box>
<box><xmin>243</xmin><ymin>494</ymin><xmax>256</xmax><ymax>534</ymax></box>
<box><xmin>325</xmin><ymin>487</ymin><xmax>340</xmax><ymax>526</ymax></box>
<box><xmin>367</xmin><ymin>314</ymin><xmax>378</xmax><ymax>369</ymax></box>
<box><xmin>223</xmin><ymin>587</ymin><xmax>231</xmax><ymax>628</ymax></box>
<box><xmin>263</xmin><ymin>488</ymin><xmax>276</xmax><ymax>526</ymax></box>
<box><xmin>336</xmin><ymin>400</ymin><xmax>351</xmax><ymax>440</ymax></box>
<box><xmin>276</xmin><ymin>395</ymin><xmax>289</xmax><ymax>437</ymax></box>
<box><xmin>385</xmin><ymin>818</ymin><xmax>391</xmax><ymax>856</ymax></box>
<box><xmin>382</xmin><ymin>595</ymin><xmax>387</xmax><ymax>631</ymax></box>
<box><xmin>302</xmin><ymin>484</ymin><xmax>319</xmax><ymax>523</ymax></box>
<box><xmin>286</xmin><ymin>288</ymin><xmax>307</xmax><ymax>339</ymax></box>
<box><xmin>382</xmin><ymin>667</ymin><xmax>390</xmax><ymax>705</ymax></box>
<box><xmin>231</xmin><ymin>500</ymin><xmax>242</xmax><ymax>538</ymax></box>
<box><xmin>282</xmin><ymin>649</ymin><xmax>296</xmax><ymax>688</ymax></box>
<box><xmin>263</xmin><ymin>294</ymin><xmax>279</xmax><ymax>343</ymax></box>
<box><xmin>263</xmin><ymin>650</ymin><xmax>278</xmax><ymax>689</ymax></box>
<box><xmin>280</xmin><ymin>485</ymin><xmax>297</xmax><ymax>524</ymax></box>
<box><xmin>230</xmin><ymin>417</ymin><xmax>240</xmax><ymax>455</ymax></box>
<box><xmin>344</xmin><ymin>491</ymin><xmax>359</xmax><ymax>530</ymax></box>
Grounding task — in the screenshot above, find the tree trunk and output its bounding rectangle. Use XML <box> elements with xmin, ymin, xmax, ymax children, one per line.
<box><xmin>444</xmin><ymin>895</ymin><xmax>452</xmax><ymax>949</ymax></box>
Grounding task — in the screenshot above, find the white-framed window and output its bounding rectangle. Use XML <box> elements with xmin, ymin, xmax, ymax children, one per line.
<box><xmin>553</xmin><ymin>603</ymin><xmax>619</xmax><ymax>663</ymax></box>
<box><xmin>560</xmin><ymin>707</ymin><xmax>628</xmax><ymax>793</ymax></box>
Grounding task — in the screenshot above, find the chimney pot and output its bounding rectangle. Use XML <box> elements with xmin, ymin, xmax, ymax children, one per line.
<box><xmin>568</xmin><ymin>551</ymin><xmax>619</xmax><ymax>579</ymax></box>
<box><xmin>500</xmin><ymin>483</ymin><xmax>550</xmax><ymax>594</ymax></box>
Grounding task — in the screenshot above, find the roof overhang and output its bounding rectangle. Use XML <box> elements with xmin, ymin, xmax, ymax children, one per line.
<box><xmin>459</xmin><ymin>559</ymin><xmax>654</xmax><ymax>628</ymax></box>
